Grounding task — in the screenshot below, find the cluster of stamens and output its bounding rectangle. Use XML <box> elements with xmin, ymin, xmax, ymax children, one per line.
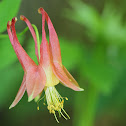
<box><xmin>47</xmin><ymin>99</ymin><xmax>64</xmax><ymax>114</ymax></box>
<box><xmin>38</xmin><ymin>86</ymin><xmax>70</xmax><ymax>123</ymax></box>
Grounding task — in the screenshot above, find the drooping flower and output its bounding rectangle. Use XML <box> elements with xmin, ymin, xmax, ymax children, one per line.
<box><xmin>7</xmin><ymin>8</ymin><xmax>83</xmax><ymax>122</ymax></box>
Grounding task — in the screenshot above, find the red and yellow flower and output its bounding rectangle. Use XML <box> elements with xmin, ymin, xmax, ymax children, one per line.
<box><xmin>7</xmin><ymin>8</ymin><xmax>83</xmax><ymax>122</ymax></box>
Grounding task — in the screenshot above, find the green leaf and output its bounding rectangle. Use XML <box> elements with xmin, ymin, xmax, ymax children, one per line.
<box><xmin>0</xmin><ymin>36</ymin><xmax>24</xmax><ymax>70</ymax></box>
<box><xmin>0</xmin><ymin>64</ymin><xmax>23</xmax><ymax>108</ymax></box>
<box><xmin>64</xmin><ymin>0</ymin><xmax>101</xmax><ymax>37</ymax></box>
<box><xmin>0</xmin><ymin>0</ymin><xmax>21</xmax><ymax>33</ymax></box>
<box><xmin>81</xmin><ymin>43</ymin><xmax>122</xmax><ymax>94</ymax></box>
<box><xmin>101</xmin><ymin>4</ymin><xmax>126</xmax><ymax>45</ymax></box>
<box><xmin>65</xmin><ymin>1</ymin><xmax>126</xmax><ymax>45</ymax></box>
<box><xmin>60</xmin><ymin>37</ymin><xmax>82</xmax><ymax>69</ymax></box>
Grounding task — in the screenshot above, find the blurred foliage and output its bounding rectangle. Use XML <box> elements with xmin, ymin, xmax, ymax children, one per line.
<box><xmin>0</xmin><ymin>0</ymin><xmax>126</xmax><ymax>126</ymax></box>
<box><xmin>65</xmin><ymin>0</ymin><xmax>126</xmax><ymax>45</ymax></box>
<box><xmin>64</xmin><ymin>0</ymin><xmax>126</xmax><ymax>95</ymax></box>
<box><xmin>0</xmin><ymin>36</ymin><xmax>24</xmax><ymax>69</ymax></box>
<box><xmin>0</xmin><ymin>63</ymin><xmax>23</xmax><ymax>107</ymax></box>
<box><xmin>0</xmin><ymin>0</ymin><xmax>21</xmax><ymax>33</ymax></box>
<box><xmin>64</xmin><ymin>0</ymin><xmax>126</xmax><ymax>126</ymax></box>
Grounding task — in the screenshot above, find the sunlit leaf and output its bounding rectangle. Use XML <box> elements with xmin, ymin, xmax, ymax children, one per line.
<box><xmin>64</xmin><ymin>0</ymin><xmax>101</xmax><ymax>38</ymax></box>
<box><xmin>0</xmin><ymin>64</ymin><xmax>23</xmax><ymax>108</ymax></box>
<box><xmin>65</xmin><ymin>1</ymin><xmax>126</xmax><ymax>45</ymax></box>
<box><xmin>0</xmin><ymin>36</ymin><xmax>24</xmax><ymax>70</ymax></box>
<box><xmin>81</xmin><ymin>43</ymin><xmax>123</xmax><ymax>94</ymax></box>
<box><xmin>0</xmin><ymin>0</ymin><xmax>21</xmax><ymax>33</ymax></box>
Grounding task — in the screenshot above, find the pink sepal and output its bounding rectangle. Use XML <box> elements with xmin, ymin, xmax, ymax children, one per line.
<box><xmin>9</xmin><ymin>74</ymin><xmax>26</xmax><ymax>109</ymax></box>
<box><xmin>26</xmin><ymin>65</ymin><xmax>46</xmax><ymax>102</ymax></box>
<box><xmin>38</xmin><ymin>8</ymin><xmax>62</xmax><ymax>65</ymax></box>
<box><xmin>63</xmin><ymin>66</ymin><xmax>80</xmax><ymax>87</ymax></box>
<box><xmin>10</xmin><ymin>17</ymin><xmax>36</xmax><ymax>71</ymax></box>
<box><xmin>53</xmin><ymin>62</ymin><xmax>82</xmax><ymax>91</ymax></box>
<box><xmin>39</xmin><ymin>9</ymin><xmax>52</xmax><ymax>69</ymax></box>
<box><xmin>20</xmin><ymin>15</ymin><xmax>39</xmax><ymax>62</ymax></box>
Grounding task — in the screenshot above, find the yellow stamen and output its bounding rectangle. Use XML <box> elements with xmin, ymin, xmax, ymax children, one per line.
<box><xmin>43</xmin><ymin>103</ymin><xmax>46</xmax><ymax>105</ymax></box>
<box><xmin>37</xmin><ymin>106</ymin><xmax>39</xmax><ymax>110</ymax></box>
<box><xmin>54</xmin><ymin>112</ymin><xmax>59</xmax><ymax>123</ymax></box>
<box><xmin>44</xmin><ymin>86</ymin><xmax>70</xmax><ymax>122</ymax></box>
<box><xmin>65</xmin><ymin>97</ymin><xmax>68</xmax><ymax>100</ymax></box>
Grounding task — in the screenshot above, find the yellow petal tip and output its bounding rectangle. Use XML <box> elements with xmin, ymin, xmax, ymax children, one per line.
<box><xmin>38</xmin><ymin>8</ymin><xmax>41</xmax><ymax>14</ymax></box>
<box><xmin>34</xmin><ymin>95</ymin><xmax>40</xmax><ymax>102</ymax></box>
<box><xmin>15</xmin><ymin>17</ymin><xmax>18</xmax><ymax>22</ymax></box>
<box><xmin>79</xmin><ymin>88</ymin><xmax>84</xmax><ymax>91</ymax></box>
<box><xmin>9</xmin><ymin>105</ymin><xmax>12</xmax><ymax>109</ymax></box>
<box><xmin>8</xmin><ymin>21</ymin><xmax>12</xmax><ymax>26</ymax></box>
<box><xmin>20</xmin><ymin>15</ymin><xmax>24</xmax><ymax>20</ymax></box>
<box><xmin>28</xmin><ymin>94</ymin><xmax>33</xmax><ymax>102</ymax></box>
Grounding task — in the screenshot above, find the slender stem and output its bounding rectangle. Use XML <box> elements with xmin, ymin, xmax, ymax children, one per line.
<box><xmin>0</xmin><ymin>26</ymin><xmax>29</xmax><ymax>38</ymax></box>
<box><xmin>31</xmin><ymin>24</ymin><xmax>40</xmax><ymax>61</ymax></box>
<box><xmin>74</xmin><ymin>84</ymin><xmax>99</xmax><ymax>126</ymax></box>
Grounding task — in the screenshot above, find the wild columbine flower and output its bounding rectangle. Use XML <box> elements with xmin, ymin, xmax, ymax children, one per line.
<box><xmin>7</xmin><ymin>8</ymin><xmax>83</xmax><ymax>122</ymax></box>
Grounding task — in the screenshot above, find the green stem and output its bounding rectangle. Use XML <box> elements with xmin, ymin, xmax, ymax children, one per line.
<box><xmin>74</xmin><ymin>84</ymin><xmax>99</xmax><ymax>126</ymax></box>
<box><xmin>0</xmin><ymin>26</ymin><xmax>29</xmax><ymax>38</ymax></box>
<box><xmin>32</xmin><ymin>24</ymin><xmax>40</xmax><ymax>61</ymax></box>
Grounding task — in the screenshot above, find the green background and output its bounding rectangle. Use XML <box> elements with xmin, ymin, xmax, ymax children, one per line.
<box><xmin>0</xmin><ymin>0</ymin><xmax>126</xmax><ymax>126</ymax></box>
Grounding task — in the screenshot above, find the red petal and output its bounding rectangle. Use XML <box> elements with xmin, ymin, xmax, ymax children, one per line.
<box><xmin>9</xmin><ymin>17</ymin><xmax>36</xmax><ymax>71</ymax></box>
<box><xmin>20</xmin><ymin>15</ymin><xmax>39</xmax><ymax>62</ymax></box>
<box><xmin>7</xmin><ymin>21</ymin><xmax>14</xmax><ymax>46</ymax></box>
<box><xmin>39</xmin><ymin>8</ymin><xmax>52</xmax><ymax>69</ymax></box>
<box><xmin>63</xmin><ymin>66</ymin><xmax>80</xmax><ymax>87</ymax></box>
<box><xmin>38</xmin><ymin>8</ymin><xmax>62</xmax><ymax>65</ymax></box>
<box><xmin>26</xmin><ymin>65</ymin><xmax>46</xmax><ymax>102</ymax></box>
<box><xmin>53</xmin><ymin>62</ymin><xmax>83</xmax><ymax>91</ymax></box>
<box><xmin>9</xmin><ymin>74</ymin><xmax>26</xmax><ymax>109</ymax></box>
